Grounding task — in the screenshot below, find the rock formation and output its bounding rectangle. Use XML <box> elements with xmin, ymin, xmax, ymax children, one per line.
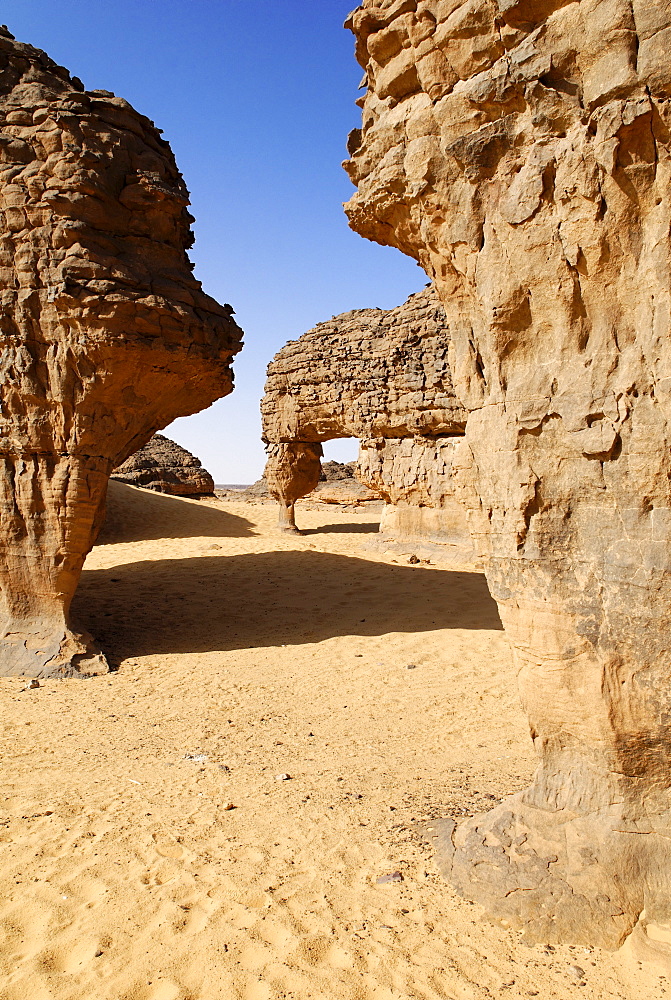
<box><xmin>262</xmin><ymin>286</ymin><xmax>470</xmax><ymax>552</ymax></box>
<box><xmin>264</xmin><ymin>442</ymin><xmax>324</xmax><ymax>531</ymax></box>
<box><xmin>221</xmin><ymin>461</ymin><xmax>380</xmax><ymax>505</ymax></box>
<box><xmin>344</xmin><ymin>0</ymin><xmax>671</xmax><ymax>958</ymax></box>
<box><xmin>112</xmin><ymin>434</ymin><xmax>215</xmax><ymax>496</ymax></box>
<box><xmin>312</xmin><ymin>460</ymin><xmax>380</xmax><ymax>503</ymax></box>
<box><xmin>0</xmin><ymin>28</ymin><xmax>242</xmax><ymax>677</ymax></box>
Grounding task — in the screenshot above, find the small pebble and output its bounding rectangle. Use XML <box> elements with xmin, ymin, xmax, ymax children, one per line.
<box><xmin>223</xmin><ymin>802</ymin><xmax>235</xmax><ymax>810</ymax></box>
<box><xmin>568</xmin><ymin>965</ymin><xmax>586</xmax><ymax>979</ymax></box>
<box><xmin>275</xmin><ymin>773</ymin><xmax>291</xmax><ymax>781</ymax></box>
<box><xmin>29</xmin><ymin>679</ymin><xmax>40</xmax><ymax>689</ymax></box>
<box><xmin>376</xmin><ymin>871</ymin><xmax>404</xmax><ymax>884</ymax></box>
<box><xmin>408</xmin><ymin>554</ymin><xmax>420</xmax><ymax>564</ymax></box>
<box><xmin>406</xmin><ymin>663</ymin><xmax>417</xmax><ymax>670</ymax></box>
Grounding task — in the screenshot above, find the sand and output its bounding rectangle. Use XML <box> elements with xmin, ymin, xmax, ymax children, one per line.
<box><xmin>0</xmin><ymin>482</ymin><xmax>664</xmax><ymax>1000</ymax></box>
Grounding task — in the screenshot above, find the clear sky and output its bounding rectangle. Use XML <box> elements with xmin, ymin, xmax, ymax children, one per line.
<box><xmin>8</xmin><ymin>1</ymin><xmax>425</xmax><ymax>483</ymax></box>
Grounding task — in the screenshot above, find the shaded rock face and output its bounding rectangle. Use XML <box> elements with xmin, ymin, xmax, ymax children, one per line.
<box><xmin>262</xmin><ymin>285</ymin><xmax>470</xmax><ymax>544</ymax></box>
<box><xmin>0</xmin><ymin>28</ymin><xmax>242</xmax><ymax>677</ymax></box>
<box><xmin>359</xmin><ymin>435</ymin><xmax>474</xmax><ymax>559</ymax></box>
<box><xmin>345</xmin><ymin>0</ymin><xmax>671</xmax><ymax>957</ymax></box>
<box><xmin>320</xmin><ymin>460</ymin><xmax>355</xmax><ymax>481</ymax></box>
<box><xmin>112</xmin><ymin>434</ymin><xmax>215</xmax><ymax>496</ymax></box>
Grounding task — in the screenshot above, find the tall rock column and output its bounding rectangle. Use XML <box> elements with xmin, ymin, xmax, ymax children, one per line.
<box><xmin>0</xmin><ymin>29</ymin><xmax>242</xmax><ymax>676</ymax></box>
<box><xmin>345</xmin><ymin>0</ymin><xmax>671</xmax><ymax>955</ymax></box>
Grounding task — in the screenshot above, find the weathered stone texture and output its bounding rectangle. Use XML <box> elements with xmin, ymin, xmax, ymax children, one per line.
<box><xmin>262</xmin><ymin>285</ymin><xmax>465</xmax><ymax>442</ymax></box>
<box><xmin>359</xmin><ymin>435</ymin><xmax>472</xmax><ymax>557</ymax></box>
<box><xmin>112</xmin><ymin>434</ymin><xmax>215</xmax><ymax>496</ymax></box>
<box><xmin>0</xmin><ymin>28</ymin><xmax>242</xmax><ymax>676</ymax></box>
<box><xmin>264</xmin><ymin>442</ymin><xmax>323</xmax><ymax>531</ymax></box>
<box><xmin>262</xmin><ymin>285</ymin><xmax>471</xmax><ymax>548</ymax></box>
<box><xmin>345</xmin><ymin>0</ymin><xmax>671</xmax><ymax>959</ymax></box>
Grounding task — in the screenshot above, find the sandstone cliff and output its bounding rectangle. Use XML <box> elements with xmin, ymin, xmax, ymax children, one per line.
<box><xmin>0</xmin><ymin>28</ymin><xmax>242</xmax><ymax>677</ymax></box>
<box><xmin>262</xmin><ymin>285</ymin><xmax>470</xmax><ymax>550</ymax></box>
<box><xmin>345</xmin><ymin>0</ymin><xmax>671</xmax><ymax>959</ymax></box>
<box><xmin>112</xmin><ymin>434</ymin><xmax>215</xmax><ymax>496</ymax></box>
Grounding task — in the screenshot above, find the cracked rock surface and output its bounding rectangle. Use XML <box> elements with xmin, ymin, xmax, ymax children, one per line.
<box><xmin>262</xmin><ymin>286</ymin><xmax>470</xmax><ymax>552</ymax></box>
<box><xmin>112</xmin><ymin>434</ymin><xmax>215</xmax><ymax>497</ymax></box>
<box><xmin>0</xmin><ymin>28</ymin><xmax>242</xmax><ymax>677</ymax></box>
<box><xmin>345</xmin><ymin>0</ymin><xmax>671</xmax><ymax>959</ymax></box>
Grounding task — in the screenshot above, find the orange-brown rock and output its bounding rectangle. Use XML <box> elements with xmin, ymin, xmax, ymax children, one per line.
<box><xmin>265</xmin><ymin>442</ymin><xmax>324</xmax><ymax>531</ymax></box>
<box><xmin>112</xmin><ymin>434</ymin><xmax>215</xmax><ymax>496</ymax></box>
<box><xmin>0</xmin><ymin>28</ymin><xmax>242</xmax><ymax>677</ymax></box>
<box><xmin>262</xmin><ymin>286</ymin><xmax>470</xmax><ymax>551</ymax></box>
<box><xmin>345</xmin><ymin>0</ymin><xmax>671</xmax><ymax>959</ymax></box>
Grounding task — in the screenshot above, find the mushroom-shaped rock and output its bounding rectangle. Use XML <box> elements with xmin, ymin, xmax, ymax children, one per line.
<box><xmin>345</xmin><ymin>0</ymin><xmax>671</xmax><ymax>959</ymax></box>
<box><xmin>0</xmin><ymin>28</ymin><xmax>242</xmax><ymax>677</ymax></box>
<box><xmin>262</xmin><ymin>286</ymin><xmax>469</xmax><ymax>551</ymax></box>
<box><xmin>265</xmin><ymin>442</ymin><xmax>323</xmax><ymax>532</ymax></box>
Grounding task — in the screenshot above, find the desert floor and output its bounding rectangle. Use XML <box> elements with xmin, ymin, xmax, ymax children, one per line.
<box><xmin>0</xmin><ymin>482</ymin><xmax>665</xmax><ymax>1000</ymax></box>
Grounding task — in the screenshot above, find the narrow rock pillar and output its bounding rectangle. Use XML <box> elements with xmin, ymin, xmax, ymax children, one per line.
<box><xmin>265</xmin><ymin>443</ymin><xmax>323</xmax><ymax>533</ymax></box>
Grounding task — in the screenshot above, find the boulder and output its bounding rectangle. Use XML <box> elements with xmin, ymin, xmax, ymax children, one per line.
<box><xmin>262</xmin><ymin>285</ymin><xmax>471</xmax><ymax>550</ymax></box>
<box><xmin>345</xmin><ymin>0</ymin><xmax>671</xmax><ymax>959</ymax></box>
<box><xmin>0</xmin><ymin>28</ymin><xmax>242</xmax><ymax>677</ymax></box>
<box><xmin>112</xmin><ymin>434</ymin><xmax>215</xmax><ymax>496</ymax></box>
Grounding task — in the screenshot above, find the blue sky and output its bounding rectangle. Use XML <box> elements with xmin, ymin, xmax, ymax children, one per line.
<box><xmin>8</xmin><ymin>1</ymin><xmax>425</xmax><ymax>482</ymax></box>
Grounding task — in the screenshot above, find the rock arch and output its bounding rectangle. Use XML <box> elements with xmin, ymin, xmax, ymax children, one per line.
<box><xmin>262</xmin><ymin>286</ymin><xmax>471</xmax><ymax>559</ymax></box>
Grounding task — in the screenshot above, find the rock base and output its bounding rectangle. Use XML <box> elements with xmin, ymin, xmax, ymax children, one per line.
<box><xmin>0</xmin><ymin>626</ymin><xmax>109</xmax><ymax>678</ymax></box>
<box><xmin>377</xmin><ymin>502</ymin><xmax>475</xmax><ymax>564</ymax></box>
<box><xmin>434</xmin><ymin>788</ymin><xmax>671</xmax><ymax>959</ymax></box>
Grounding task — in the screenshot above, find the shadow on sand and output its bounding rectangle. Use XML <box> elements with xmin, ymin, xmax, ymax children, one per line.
<box><xmin>98</xmin><ymin>481</ymin><xmax>255</xmax><ymax>544</ymax></box>
<box><xmin>301</xmin><ymin>522</ymin><xmax>380</xmax><ymax>535</ymax></box>
<box><xmin>73</xmin><ymin>549</ymin><xmax>502</xmax><ymax>662</ymax></box>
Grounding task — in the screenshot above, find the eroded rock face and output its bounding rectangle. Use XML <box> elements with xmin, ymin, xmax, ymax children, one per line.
<box><xmin>345</xmin><ymin>0</ymin><xmax>671</xmax><ymax>957</ymax></box>
<box><xmin>264</xmin><ymin>442</ymin><xmax>323</xmax><ymax>531</ymax></box>
<box><xmin>359</xmin><ymin>435</ymin><xmax>473</xmax><ymax>558</ymax></box>
<box><xmin>0</xmin><ymin>28</ymin><xmax>242</xmax><ymax>677</ymax></box>
<box><xmin>262</xmin><ymin>285</ymin><xmax>471</xmax><ymax>545</ymax></box>
<box><xmin>262</xmin><ymin>285</ymin><xmax>464</xmax><ymax>441</ymax></box>
<box><xmin>112</xmin><ymin>434</ymin><xmax>215</xmax><ymax>496</ymax></box>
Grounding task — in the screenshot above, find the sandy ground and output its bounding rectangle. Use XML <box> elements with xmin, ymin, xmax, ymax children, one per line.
<box><xmin>0</xmin><ymin>482</ymin><xmax>665</xmax><ymax>1000</ymax></box>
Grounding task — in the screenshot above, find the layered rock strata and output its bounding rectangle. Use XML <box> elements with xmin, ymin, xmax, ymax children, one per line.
<box><xmin>0</xmin><ymin>28</ymin><xmax>242</xmax><ymax>677</ymax></box>
<box><xmin>261</xmin><ymin>286</ymin><xmax>470</xmax><ymax>548</ymax></box>
<box><xmin>345</xmin><ymin>0</ymin><xmax>671</xmax><ymax>957</ymax></box>
<box><xmin>112</xmin><ymin>434</ymin><xmax>215</xmax><ymax>496</ymax></box>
